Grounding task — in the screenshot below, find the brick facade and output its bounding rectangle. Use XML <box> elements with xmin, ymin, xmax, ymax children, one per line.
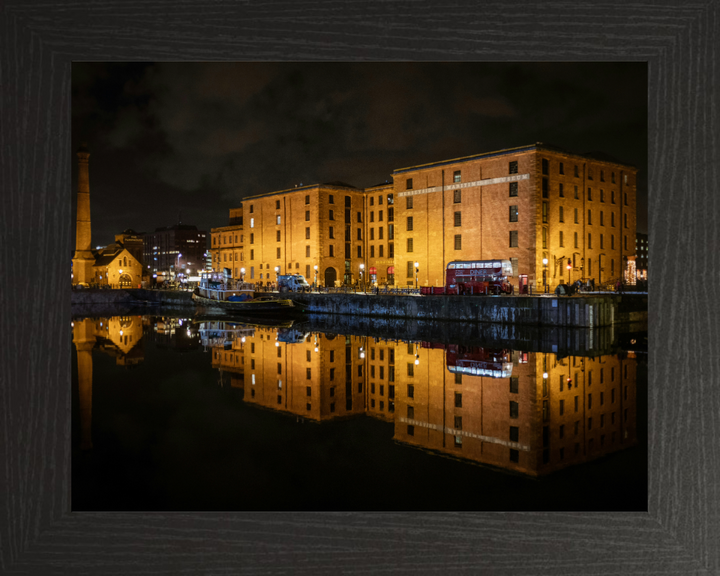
<box><xmin>211</xmin><ymin>143</ymin><xmax>637</xmax><ymax>290</ymax></box>
<box><xmin>392</xmin><ymin>144</ymin><xmax>638</xmax><ymax>291</ymax></box>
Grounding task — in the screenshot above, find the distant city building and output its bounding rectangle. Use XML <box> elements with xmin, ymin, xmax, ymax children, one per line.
<box><xmin>209</xmin><ymin>143</ymin><xmax>639</xmax><ymax>290</ymax></box>
<box><xmin>143</xmin><ymin>224</ymin><xmax>208</xmax><ymax>278</ymax></box>
<box><xmin>635</xmin><ymin>233</ymin><xmax>648</xmax><ymax>281</ymax></box>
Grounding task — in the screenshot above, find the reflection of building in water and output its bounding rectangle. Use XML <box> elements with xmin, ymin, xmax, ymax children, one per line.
<box><xmin>205</xmin><ymin>324</ymin><xmax>639</xmax><ymax>475</ymax></box>
<box><xmin>72</xmin><ymin>316</ymin><xmax>145</xmax><ymax>450</ymax></box>
<box><xmin>211</xmin><ymin>328</ymin><xmax>366</xmax><ymax>422</ymax></box>
<box><xmin>394</xmin><ymin>344</ymin><xmax>637</xmax><ymax>476</ymax></box>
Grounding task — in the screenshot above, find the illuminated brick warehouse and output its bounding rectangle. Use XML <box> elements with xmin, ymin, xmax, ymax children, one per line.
<box><xmin>211</xmin><ymin>143</ymin><xmax>638</xmax><ymax>291</ymax></box>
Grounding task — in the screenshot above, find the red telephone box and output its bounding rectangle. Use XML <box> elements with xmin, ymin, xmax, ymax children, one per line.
<box><xmin>519</xmin><ymin>275</ymin><xmax>528</xmax><ymax>294</ymax></box>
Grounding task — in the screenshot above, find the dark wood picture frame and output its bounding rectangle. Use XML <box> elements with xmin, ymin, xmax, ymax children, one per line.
<box><xmin>2</xmin><ymin>1</ymin><xmax>718</xmax><ymax>574</ymax></box>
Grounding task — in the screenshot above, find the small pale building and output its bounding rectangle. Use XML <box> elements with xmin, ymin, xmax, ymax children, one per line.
<box><xmin>91</xmin><ymin>243</ymin><xmax>143</xmax><ymax>288</ymax></box>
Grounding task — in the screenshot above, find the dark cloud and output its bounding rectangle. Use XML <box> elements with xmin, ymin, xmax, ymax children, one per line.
<box><xmin>72</xmin><ymin>62</ymin><xmax>648</xmax><ymax>247</ymax></box>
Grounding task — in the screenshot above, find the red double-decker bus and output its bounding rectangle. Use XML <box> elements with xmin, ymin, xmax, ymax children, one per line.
<box><xmin>445</xmin><ymin>259</ymin><xmax>513</xmax><ymax>295</ymax></box>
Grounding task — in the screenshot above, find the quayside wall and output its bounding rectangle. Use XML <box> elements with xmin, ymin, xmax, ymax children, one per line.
<box><xmin>292</xmin><ymin>293</ymin><xmax>647</xmax><ymax>328</ymax></box>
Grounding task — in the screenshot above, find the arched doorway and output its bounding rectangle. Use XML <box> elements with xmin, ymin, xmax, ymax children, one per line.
<box><xmin>387</xmin><ymin>266</ymin><xmax>395</xmax><ymax>286</ymax></box>
<box><xmin>119</xmin><ymin>274</ymin><xmax>132</xmax><ymax>288</ymax></box>
<box><xmin>324</xmin><ymin>267</ymin><xmax>337</xmax><ymax>287</ymax></box>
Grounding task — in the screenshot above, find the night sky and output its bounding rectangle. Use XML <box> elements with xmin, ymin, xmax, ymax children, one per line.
<box><xmin>72</xmin><ymin>62</ymin><xmax>648</xmax><ymax>248</ymax></box>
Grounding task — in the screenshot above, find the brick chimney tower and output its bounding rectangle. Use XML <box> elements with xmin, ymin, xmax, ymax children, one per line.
<box><xmin>72</xmin><ymin>143</ymin><xmax>96</xmax><ymax>286</ymax></box>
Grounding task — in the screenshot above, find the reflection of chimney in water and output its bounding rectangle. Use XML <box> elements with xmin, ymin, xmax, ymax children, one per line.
<box><xmin>73</xmin><ymin>319</ymin><xmax>95</xmax><ymax>451</ymax></box>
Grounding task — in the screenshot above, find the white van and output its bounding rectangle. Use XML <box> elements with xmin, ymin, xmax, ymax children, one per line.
<box><xmin>277</xmin><ymin>274</ymin><xmax>311</xmax><ymax>292</ymax></box>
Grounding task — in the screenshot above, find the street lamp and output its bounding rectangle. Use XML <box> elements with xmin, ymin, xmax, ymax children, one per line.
<box><xmin>542</xmin><ymin>257</ymin><xmax>549</xmax><ymax>293</ymax></box>
<box><xmin>359</xmin><ymin>263</ymin><xmax>365</xmax><ymax>292</ymax></box>
<box><xmin>240</xmin><ymin>267</ymin><xmax>245</xmax><ymax>284</ymax></box>
<box><xmin>414</xmin><ymin>261</ymin><xmax>419</xmax><ymax>290</ymax></box>
<box><xmin>314</xmin><ymin>265</ymin><xmax>318</xmax><ymax>291</ymax></box>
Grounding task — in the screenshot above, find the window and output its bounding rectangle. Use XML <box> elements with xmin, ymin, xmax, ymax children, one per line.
<box><xmin>611</xmin><ymin>235</ymin><xmax>615</xmax><ymax>249</ymax></box>
<box><xmin>329</xmin><ymin>209</ymin><xmax>334</xmax><ymax>221</ymax></box>
<box><xmin>454</xmin><ymin>235</ymin><xmax>462</xmax><ymax>250</ymax></box>
<box><xmin>249</xmin><ymin>205</ymin><xmax>254</xmax><ymax>213</ymax></box>
<box><xmin>407</xmin><ymin>362</ymin><xmax>414</xmax><ymax>377</ymax></box>
<box><xmin>378</xmin><ymin>227</ymin><xmax>383</xmax><ymax>240</ymax></box>
<box><xmin>560</xmin><ymin>399</ymin><xmax>565</xmax><ymax>415</ymax></box>
<box><xmin>559</xmin><ymin>183</ymin><xmax>564</xmax><ymax>197</ymax></box>
<box><xmin>588</xmin><ymin>187</ymin><xmax>592</xmax><ymax>201</ymax></box>
<box><xmin>624</xmin><ymin>192</ymin><xmax>628</xmax><ymax>205</ymax></box>
<box><xmin>559</xmin><ymin>162</ymin><xmax>564</xmax><ymax>175</ymax></box>
<box><xmin>510</xmin><ymin>230</ymin><xmax>519</xmax><ymax>248</ymax></box>
<box><xmin>406</xmin><ymin>216</ymin><xmax>413</xmax><ymax>231</ymax></box>
<box><xmin>357</xmin><ymin>212</ymin><xmax>362</xmax><ymax>223</ymax></box>
<box><xmin>510</xmin><ymin>401</ymin><xmax>519</xmax><ymax>418</ymax></box>
<box><xmin>601</xmin><ymin>211</ymin><xmax>605</xmax><ymax>226</ymax></box>
<box><xmin>453</xmin><ymin>170</ymin><xmax>461</xmax><ymax>182</ymax></box>
<box><xmin>370</xmin><ymin>228</ymin><xmax>375</xmax><ymax>241</ymax></box>
<box><xmin>329</xmin><ymin>245</ymin><xmax>334</xmax><ymax>257</ymax></box>
<box><xmin>600</xmin><ymin>234</ymin><xmax>604</xmax><ymax>249</ymax></box>
<box><xmin>574</xmin><ymin>231</ymin><xmax>579</xmax><ymax>249</ymax></box>
<box><xmin>588</xmin><ymin>233</ymin><xmax>592</xmax><ymax>249</ymax></box>
<box><xmin>509</xmin><ymin>205</ymin><xmax>518</xmax><ymax>222</ymax></box>
<box><xmin>407</xmin><ymin>238</ymin><xmax>413</xmax><ymax>252</ymax></box>
<box><xmin>379</xmin><ymin>210</ymin><xmax>383</xmax><ymax>222</ymax></box>
<box><xmin>510</xmin><ymin>449</ymin><xmax>519</xmax><ymax>462</ymax></box>
<box><xmin>453</xmin><ymin>189</ymin><xmax>461</xmax><ymax>203</ymax></box>
<box><xmin>306</xmin><ymin>264</ymin><xmax>310</xmax><ymax>278</ymax></box>
<box><xmin>588</xmin><ymin>393</ymin><xmax>592</xmax><ymax>409</ymax></box>
<box><xmin>407</xmin><ymin>261</ymin><xmax>414</xmax><ymax>278</ymax></box>
<box><xmin>455</xmin><ymin>373</ymin><xmax>462</xmax><ymax>385</ymax></box>
<box><xmin>305</xmin><ymin>211</ymin><xmax>310</xmax><ymax>221</ymax></box>
<box><xmin>510</xmin><ymin>426</ymin><xmax>519</xmax><ymax>442</ymax></box>
<box><xmin>624</xmin><ymin>213</ymin><xmax>628</xmax><ymax>228</ymax></box>
<box><xmin>611</xmin><ymin>190</ymin><xmax>616</xmax><ymax>204</ymax></box>
<box><xmin>406</xmin><ymin>196</ymin><xmax>413</xmax><ymax>209</ymax></box>
<box><xmin>509</xmin><ymin>160</ymin><xmax>518</xmax><ymax>174</ymax></box>
<box><xmin>542</xmin><ymin>202</ymin><xmax>548</xmax><ymax>223</ymax></box>
<box><xmin>329</xmin><ymin>194</ymin><xmax>334</xmax><ymax>204</ymax></box>
<box><xmin>407</xmin><ymin>405</ymin><xmax>414</xmax><ymax>419</ymax></box>
<box><xmin>574</xmin><ymin>185</ymin><xmax>579</xmax><ymax>199</ymax></box>
<box><xmin>455</xmin><ymin>415</ymin><xmax>463</xmax><ymax>430</ymax></box>
<box><xmin>509</xmin><ymin>182</ymin><xmax>518</xmax><ymax>197</ymax></box>
<box><xmin>407</xmin><ymin>425</ymin><xmax>414</xmax><ymax>436</ymax></box>
<box><xmin>329</xmin><ymin>226</ymin><xmax>334</xmax><ymax>239</ymax></box>
<box><xmin>408</xmin><ymin>384</ymin><xmax>414</xmax><ymax>398</ymax></box>
<box><xmin>370</xmin><ymin>211</ymin><xmax>374</xmax><ymax>223</ymax></box>
<box><xmin>588</xmin><ymin>168</ymin><xmax>594</xmax><ymax>181</ymax></box>
<box><xmin>625</xmin><ymin>235</ymin><xmax>628</xmax><ymax>250</ymax></box>
<box><xmin>276</xmin><ymin>215</ymin><xmax>281</xmax><ymax>225</ymax></box>
<box><xmin>250</xmin><ymin>218</ymin><xmax>254</xmax><ymax>228</ymax></box>
<box><xmin>379</xmin><ymin>245</ymin><xmax>384</xmax><ymax>257</ymax></box>
<box><xmin>600</xmin><ymin>170</ymin><xmax>605</xmax><ymax>182</ymax></box>
<box><xmin>542</xmin><ymin>158</ymin><xmax>549</xmax><ymax>175</ymax></box>
<box><xmin>600</xmin><ymin>190</ymin><xmax>605</xmax><ymax>203</ymax></box>
<box><xmin>574</xmin><ymin>396</ymin><xmax>579</xmax><ymax>412</ymax></box>
<box><xmin>357</xmin><ymin>245</ymin><xmax>362</xmax><ymax>258</ymax></box>
<box><xmin>306</xmin><ymin>245</ymin><xmax>310</xmax><ymax>257</ymax></box>
<box><xmin>542</xmin><ymin>178</ymin><xmax>549</xmax><ymax>198</ymax></box>
<box><xmin>406</xmin><ymin>178</ymin><xmax>413</xmax><ymax>190</ymax></box>
<box><xmin>250</xmin><ymin>249</ymin><xmax>254</xmax><ymax>260</ymax></box>
<box><xmin>510</xmin><ymin>257</ymin><xmax>518</xmax><ymax>277</ymax></box>
<box><xmin>454</xmin><ymin>211</ymin><xmax>462</xmax><ymax>226</ymax></box>
<box><xmin>276</xmin><ymin>247</ymin><xmax>281</xmax><ymax>258</ymax></box>
<box><xmin>542</xmin><ymin>227</ymin><xmax>547</xmax><ymax>249</ymax></box>
<box><xmin>559</xmin><ymin>231</ymin><xmax>564</xmax><ymax>247</ymax></box>
<box><xmin>345</xmin><ymin>195</ymin><xmax>351</xmax><ymax>207</ymax></box>
<box><xmin>455</xmin><ymin>392</ymin><xmax>462</xmax><ymax>408</ymax></box>
<box><xmin>573</xmin><ymin>208</ymin><xmax>578</xmax><ymax>224</ymax></box>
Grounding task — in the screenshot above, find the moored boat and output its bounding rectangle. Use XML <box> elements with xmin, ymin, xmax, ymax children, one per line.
<box><xmin>193</xmin><ymin>271</ymin><xmax>295</xmax><ymax>314</ymax></box>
